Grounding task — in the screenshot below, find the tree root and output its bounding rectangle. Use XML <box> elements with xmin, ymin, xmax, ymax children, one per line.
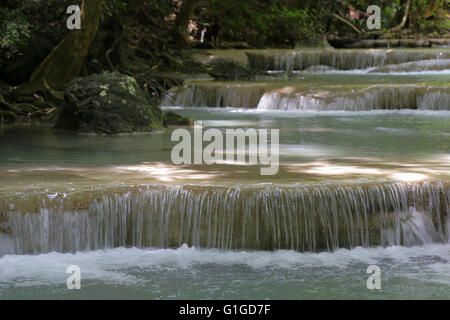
<box><xmin>14</xmin><ymin>103</ymin><xmax>41</xmax><ymax>113</ymax></box>
<box><xmin>0</xmin><ymin>110</ymin><xmax>20</xmax><ymax>130</ymax></box>
<box><xmin>0</xmin><ymin>93</ymin><xmax>15</xmax><ymax>112</ymax></box>
<box><xmin>26</xmin><ymin>107</ymin><xmax>56</xmax><ymax>122</ymax></box>
<box><xmin>331</xmin><ymin>13</ymin><xmax>361</xmax><ymax>34</ymax></box>
<box><xmin>0</xmin><ymin>110</ymin><xmax>19</xmax><ymax>118</ymax></box>
<box><xmin>42</xmin><ymin>79</ymin><xmax>64</xmax><ymax>102</ymax></box>
<box><xmin>380</xmin><ymin>0</ymin><xmax>411</xmax><ymax>38</ymax></box>
<box><xmin>0</xmin><ymin>91</ymin><xmax>55</xmax><ymax>124</ymax></box>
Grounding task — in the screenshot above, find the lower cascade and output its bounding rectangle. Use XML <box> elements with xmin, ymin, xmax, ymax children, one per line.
<box><xmin>0</xmin><ymin>182</ymin><xmax>448</xmax><ymax>255</ymax></box>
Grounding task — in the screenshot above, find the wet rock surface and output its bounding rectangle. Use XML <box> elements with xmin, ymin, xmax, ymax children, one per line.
<box><xmin>369</xmin><ymin>59</ymin><xmax>450</xmax><ymax>73</ymax></box>
<box><xmin>55</xmin><ymin>72</ymin><xmax>162</xmax><ymax>134</ymax></box>
<box><xmin>209</xmin><ymin>59</ymin><xmax>264</xmax><ymax>80</ymax></box>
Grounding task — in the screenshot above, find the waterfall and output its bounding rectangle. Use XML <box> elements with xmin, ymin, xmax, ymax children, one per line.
<box><xmin>161</xmin><ymin>84</ymin><xmax>267</xmax><ymax>108</ymax></box>
<box><xmin>162</xmin><ymin>83</ymin><xmax>450</xmax><ymax>111</ymax></box>
<box><xmin>417</xmin><ymin>89</ymin><xmax>450</xmax><ymax>110</ymax></box>
<box><xmin>246</xmin><ymin>50</ymin><xmax>450</xmax><ymax>71</ymax></box>
<box><xmin>1</xmin><ymin>182</ymin><xmax>448</xmax><ymax>255</ymax></box>
<box><xmin>257</xmin><ymin>86</ymin><xmax>450</xmax><ymax>111</ymax></box>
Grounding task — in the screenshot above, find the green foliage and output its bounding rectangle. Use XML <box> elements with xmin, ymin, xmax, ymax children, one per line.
<box><xmin>0</xmin><ymin>0</ymin><xmax>82</xmax><ymax>66</ymax></box>
<box><xmin>344</xmin><ymin>0</ymin><xmax>448</xmax><ymax>33</ymax></box>
<box><xmin>19</xmin><ymin>0</ymin><xmax>81</xmax><ymax>28</ymax></box>
<box><xmin>0</xmin><ymin>8</ymin><xmax>31</xmax><ymax>62</ymax></box>
<box><xmin>146</xmin><ymin>0</ymin><xmax>176</xmax><ymax>17</ymax></box>
<box><xmin>103</xmin><ymin>0</ymin><xmax>128</xmax><ymax>19</ymax></box>
<box><xmin>382</xmin><ymin>7</ymin><xmax>396</xmax><ymax>21</ymax></box>
<box><xmin>202</xmin><ymin>0</ymin><xmax>328</xmax><ymax>47</ymax></box>
<box><xmin>112</xmin><ymin>0</ymin><xmax>127</xmax><ymax>12</ymax></box>
<box><xmin>264</xmin><ymin>5</ymin><xmax>324</xmax><ymax>46</ymax></box>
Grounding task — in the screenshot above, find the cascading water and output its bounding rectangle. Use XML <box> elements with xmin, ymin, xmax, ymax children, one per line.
<box><xmin>162</xmin><ymin>84</ymin><xmax>450</xmax><ymax>111</ymax></box>
<box><xmin>246</xmin><ymin>49</ymin><xmax>450</xmax><ymax>71</ymax></box>
<box><xmin>162</xmin><ymin>49</ymin><xmax>450</xmax><ymax>111</ymax></box>
<box><xmin>161</xmin><ymin>83</ymin><xmax>268</xmax><ymax>108</ymax></box>
<box><xmin>1</xmin><ymin>182</ymin><xmax>448</xmax><ymax>256</ymax></box>
<box><xmin>257</xmin><ymin>86</ymin><xmax>450</xmax><ymax>111</ymax></box>
<box><xmin>417</xmin><ymin>89</ymin><xmax>450</xmax><ymax>110</ymax></box>
<box><xmin>2</xmin><ymin>47</ymin><xmax>450</xmax><ymax>299</ymax></box>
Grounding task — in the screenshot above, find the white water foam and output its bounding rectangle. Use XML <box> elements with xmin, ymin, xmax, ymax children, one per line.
<box><xmin>299</xmin><ymin>69</ymin><xmax>450</xmax><ymax>75</ymax></box>
<box><xmin>162</xmin><ymin>106</ymin><xmax>450</xmax><ymax>117</ymax></box>
<box><xmin>1</xmin><ymin>244</ymin><xmax>449</xmax><ymax>287</ymax></box>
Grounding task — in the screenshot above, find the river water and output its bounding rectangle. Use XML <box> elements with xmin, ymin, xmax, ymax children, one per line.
<box><xmin>0</xmin><ymin>48</ymin><xmax>449</xmax><ymax>299</ymax></box>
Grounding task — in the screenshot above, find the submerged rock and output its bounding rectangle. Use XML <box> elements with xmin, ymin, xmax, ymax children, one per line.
<box><xmin>303</xmin><ymin>65</ymin><xmax>336</xmax><ymax>72</ymax></box>
<box><xmin>55</xmin><ymin>72</ymin><xmax>162</xmax><ymax>134</ymax></box>
<box><xmin>295</xmin><ymin>37</ymin><xmax>334</xmax><ymax>49</ymax></box>
<box><xmin>209</xmin><ymin>59</ymin><xmax>263</xmax><ymax>80</ymax></box>
<box><xmin>369</xmin><ymin>59</ymin><xmax>450</xmax><ymax>73</ymax></box>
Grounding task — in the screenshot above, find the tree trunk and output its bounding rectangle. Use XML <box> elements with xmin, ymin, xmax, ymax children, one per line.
<box><xmin>173</xmin><ymin>0</ymin><xmax>203</xmax><ymax>47</ymax></box>
<box><xmin>30</xmin><ymin>0</ymin><xmax>105</xmax><ymax>91</ymax></box>
<box><xmin>424</xmin><ymin>0</ymin><xmax>441</xmax><ymax>19</ymax></box>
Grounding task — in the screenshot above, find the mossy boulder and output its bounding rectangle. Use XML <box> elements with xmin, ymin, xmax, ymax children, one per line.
<box><xmin>55</xmin><ymin>72</ymin><xmax>162</xmax><ymax>134</ymax></box>
<box><xmin>163</xmin><ymin>111</ymin><xmax>193</xmax><ymax>126</ymax></box>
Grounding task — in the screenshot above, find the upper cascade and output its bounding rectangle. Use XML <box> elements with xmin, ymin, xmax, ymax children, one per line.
<box><xmin>246</xmin><ymin>49</ymin><xmax>450</xmax><ymax>71</ymax></box>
